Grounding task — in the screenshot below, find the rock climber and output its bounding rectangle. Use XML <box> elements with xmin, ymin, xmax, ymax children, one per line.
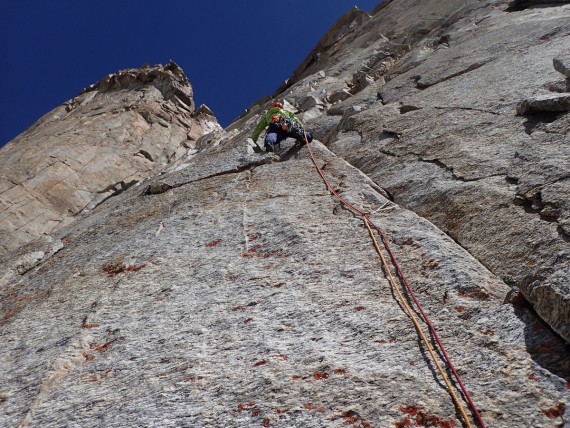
<box><xmin>250</xmin><ymin>102</ymin><xmax>313</xmax><ymax>152</ymax></box>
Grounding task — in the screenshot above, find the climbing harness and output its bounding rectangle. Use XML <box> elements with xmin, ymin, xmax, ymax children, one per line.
<box><xmin>301</xmin><ymin>131</ymin><xmax>487</xmax><ymax>428</ymax></box>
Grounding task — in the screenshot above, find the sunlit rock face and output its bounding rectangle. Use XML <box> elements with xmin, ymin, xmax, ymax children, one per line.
<box><xmin>265</xmin><ymin>0</ymin><xmax>570</xmax><ymax>344</ymax></box>
<box><xmin>0</xmin><ymin>61</ymin><xmax>220</xmax><ymax>256</ymax></box>
<box><xmin>1</xmin><ymin>1</ymin><xmax>569</xmax><ymax>427</ymax></box>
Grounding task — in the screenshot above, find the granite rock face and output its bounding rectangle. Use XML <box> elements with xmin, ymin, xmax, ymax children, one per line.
<box><xmin>1</xmin><ymin>1</ymin><xmax>570</xmax><ymax>428</ymax></box>
<box><xmin>266</xmin><ymin>0</ymin><xmax>570</xmax><ymax>344</ymax></box>
<box><xmin>1</xmin><ymin>137</ymin><xmax>568</xmax><ymax>427</ymax></box>
<box><xmin>0</xmin><ymin>61</ymin><xmax>221</xmax><ymax>256</ymax></box>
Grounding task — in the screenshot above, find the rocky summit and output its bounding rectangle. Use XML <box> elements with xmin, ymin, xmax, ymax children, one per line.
<box><xmin>1</xmin><ymin>1</ymin><xmax>569</xmax><ymax>427</ymax></box>
<box><xmin>0</xmin><ymin>61</ymin><xmax>221</xmax><ymax>257</ymax></box>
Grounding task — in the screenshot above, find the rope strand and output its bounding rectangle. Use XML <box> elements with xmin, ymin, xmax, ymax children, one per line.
<box><xmin>302</xmin><ymin>132</ymin><xmax>486</xmax><ymax>428</ymax></box>
<box><xmin>363</xmin><ymin>218</ymin><xmax>472</xmax><ymax>427</ymax></box>
<box><xmin>368</xmin><ymin>221</ymin><xmax>486</xmax><ymax>428</ymax></box>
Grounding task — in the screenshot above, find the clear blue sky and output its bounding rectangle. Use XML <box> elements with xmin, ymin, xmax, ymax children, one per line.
<box><xmin>0</xmin><ymin>1</ymin><xmax>381</xmax><ymax>147</ymax></box>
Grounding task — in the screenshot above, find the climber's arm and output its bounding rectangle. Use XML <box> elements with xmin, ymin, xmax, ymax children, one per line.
<box><xmin>251</xmin><ymin>114</ymin><xmax>270</xmax><ymax>142</ymax></box>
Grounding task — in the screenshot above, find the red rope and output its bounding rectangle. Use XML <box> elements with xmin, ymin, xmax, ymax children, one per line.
<box><xmin>302</xmin><ymin>133</ymin><xmax>486</xmax><ymax>428</ymax></box>
<box><xmin>368</xmin><ymin>222</ymin><xmax>486</xmax><ymax>428</ymax></box>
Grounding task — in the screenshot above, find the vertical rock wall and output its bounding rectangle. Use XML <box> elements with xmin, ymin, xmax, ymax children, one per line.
<box><xmin>0</xmin><ymin>1</ymin><xmax>569</xmax><ymax>427</ymax></box>
<box><xmin>0</xmin><ymin>62</ymin><xmax>220</xmax><ymax>256</ymax></box>
<box><xmin>262</xmin><ymin>0</ymin><xmax>570</xmax><ymax>343</ymax></box>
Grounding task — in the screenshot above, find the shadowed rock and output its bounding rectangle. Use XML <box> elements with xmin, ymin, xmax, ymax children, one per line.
<box><xmin>553</xmin><ymin>55</ymin><xmax>570</xmax><ymax>78</ymax></box>
<box><xmin>517</xmin><ymin>94</ymin><xmax>570</xmax><ymax>115</ymax></box>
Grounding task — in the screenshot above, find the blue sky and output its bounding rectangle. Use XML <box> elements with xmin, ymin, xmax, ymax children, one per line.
<box><xmin>0</xmin><ymin>1</ymin><xmax>381</xmax><ymax>147</ymax></box>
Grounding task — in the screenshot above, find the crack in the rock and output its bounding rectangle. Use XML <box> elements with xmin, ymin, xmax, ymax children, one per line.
<box><xmin>418</xmin><ymin>157</ymin><xmax>507</xmax><ymax>182</ymax></box>
<box><xmin>18</xmin><ymin>157</ymin><xmax>59</xmax><ymax>178</ymax></box>
<box><xmin>377</xmin><ymin>148</ymin><xmax>402</xmax><ymax>158</ymax></box>
<box><xmin>369</xmin><ymin>147</ymin><xmax>507</xmax><ymax>183</ymax></box>
<box><xmin>98</xmin><ymin>180</ymin><xmax>139</xmax><ymax>195</ymax></box>
<box><xmin>433</xmin><ymin>105</ymin><xmax>503</xmax><ymax>116</ymax></box>
<box><xmin>241</xmin><ymin>169</ymin><xmax>253</xmax><ymax>255</ymax></box>
<box><xmin>416</xmin><ymin>60</ymin><xmax>490</xmax><ymax>89</ymax></box>
<box><xmin>76</xmin><ymin>180</ymin><xmax>140</xmax><ymax>215</ymax></box>
<box><xmin>137</xmin><ymin>150</ymin><xmax>154</xmax><ymax>162</ymax></box>
<box><xmin>399</xmin><ymin>105</ymin><xmax>422</xmax><ymax>114</ymax></box>
<box><xmin>557</xmin><ymin>225</ymin><xmax>570</xmax><ymax>242</ymax></box>
<box><xmin>142</xmin><ymin>157</ymin><xmax>276</xmax><ymax>195</ymax></box>
<box><xmin>475</xmin><ymin>15</ymin><xmax>491</xmax><ymax>26</ymax></box>
<box><xmin>419</xmin><ymin>157</ymin><xmax>456</xmax><ymax>177</ymax></box>
<box><xmin>12</xmin><ymin>212</ymin><xmax>61</xmax><ymax>233</ymax></box>
<box><xmin>506</xmin><ymin>0</ymin><xmax>570</xmax><ymax>12</ymax></box>
<box><xmin>0</xmin><ymin>179</ymin><xmax>20</xmax><ymax>196</ymax></box>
